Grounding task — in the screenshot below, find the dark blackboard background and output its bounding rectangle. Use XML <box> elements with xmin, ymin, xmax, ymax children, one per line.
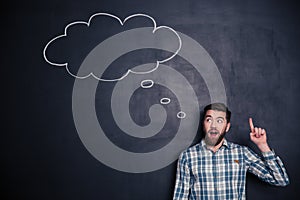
<box><xmin>2</xmin><ymin>0</ymin><xmax>300</xmax><ymax>199</ymax></box>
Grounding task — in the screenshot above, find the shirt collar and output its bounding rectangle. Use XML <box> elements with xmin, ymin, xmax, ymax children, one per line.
<box><xmin>200</xmin><ymin>139</ymin><xmax>229</xmax><ymax>149</ymax></box>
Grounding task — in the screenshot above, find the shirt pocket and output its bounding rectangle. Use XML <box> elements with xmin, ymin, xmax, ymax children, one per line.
<box><xmin>224</xmin><ymin>158</ymin><xmax>244</xmax><ymax>179</ymax></box>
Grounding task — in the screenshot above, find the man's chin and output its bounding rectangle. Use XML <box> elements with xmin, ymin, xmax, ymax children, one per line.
<box><xmin>204</xmin><ymin>138</ymin><xmax>219</xmax><ymax>146</ymax></box>
<box><xmin>205</xmin><ymin>134</ymin><xmax>226</xmax><ymax>147</ymax></box>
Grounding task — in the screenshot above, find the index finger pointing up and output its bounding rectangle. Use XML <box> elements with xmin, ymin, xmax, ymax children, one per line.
<box><xmin>249</xmin><ymin>118</ymin><xmax>255</xmax><ymax>132</ymax></box>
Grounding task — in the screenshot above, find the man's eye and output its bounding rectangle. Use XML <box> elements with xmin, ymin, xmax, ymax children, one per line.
<box><xmin>206</xmin><ymin>119</ymin><xmax>212</xmax><ymax>122</ymax></box>
<box><xmin>217</xmin><ymin>119</ymin><xmax>224</xmax><ymax>123</ymax></box>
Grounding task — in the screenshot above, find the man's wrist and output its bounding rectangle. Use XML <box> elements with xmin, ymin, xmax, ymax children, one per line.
<box><xmin>257</xmin><ymin>143</ymin><xmax>271</xmax><ymax>153</ymax></box>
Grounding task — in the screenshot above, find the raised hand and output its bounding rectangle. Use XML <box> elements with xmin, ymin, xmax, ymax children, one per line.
<box><xmin>249</xmin><ymin>118</ymin><xmax>271</xmax><ymax>152</ymax></box>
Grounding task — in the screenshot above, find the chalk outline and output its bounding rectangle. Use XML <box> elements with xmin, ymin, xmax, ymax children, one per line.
<box><xmin>43</xmin><ymin>12</ymin><xmax>182</xmax><ymax>81</ymax></box>
<box><xmin>160</xmin><ymin>97</ymin><xmax>171</xmax><ymax>105</ymax></box>
<box><xmin>176</xmin><ymin>111</ymin><xmax>186</xmax><ymax>119</ymax></box>
<box><xmin>140</xmin><ymin>79</ymin><xmax>154</xmax><ymax>88</ymax></box>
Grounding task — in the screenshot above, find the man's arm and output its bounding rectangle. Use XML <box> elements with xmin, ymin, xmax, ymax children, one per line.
<box><xmin>246</xmin><ymin>118</ymin><xmax>290</xmax><ymax>186</ymax></box>
<box><xmin>244</xmin><ymin>147</ymin><xmax>290</xmax><ymax>186</ymax></box>
<box><xmin>173</xmin><ymin>152</ymin><xmax>191</xmax><ymax>200</ymax></box>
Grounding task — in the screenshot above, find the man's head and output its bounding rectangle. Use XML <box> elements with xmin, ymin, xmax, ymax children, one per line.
<box><xmin>202</xmin><ymin>103</ymin><xmax>231</xmax><ymax>147</ymax></box>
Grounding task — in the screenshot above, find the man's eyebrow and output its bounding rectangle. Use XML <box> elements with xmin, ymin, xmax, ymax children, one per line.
<box><xmin>204</xmin><ymin>115</ymin><xmax>225</xmax><ymax>120</ymax></box>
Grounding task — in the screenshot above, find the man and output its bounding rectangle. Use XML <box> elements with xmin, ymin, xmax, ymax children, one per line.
<box><xmin>173</xmin><ymin>103</ymin><xmax>289</xmax><ymax>200</ymax></box>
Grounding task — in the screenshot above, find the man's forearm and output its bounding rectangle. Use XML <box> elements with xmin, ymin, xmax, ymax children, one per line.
<box><xmin>257</xmin><ymin>143</ymin><xmax>271</xmax><ymax>153</ymax></box>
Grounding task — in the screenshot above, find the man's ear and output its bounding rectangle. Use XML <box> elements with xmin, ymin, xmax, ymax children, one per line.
<box><xmin>225</xmin><ymin>123</ymin><xmax>231</xmax><ymax>132</ymax></box>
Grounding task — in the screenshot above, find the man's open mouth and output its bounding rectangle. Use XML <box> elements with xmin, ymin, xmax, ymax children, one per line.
<box><xmin>209</xmin><ymin>131</ymin><xmax>219</xmax><ymax>135</ymax></box>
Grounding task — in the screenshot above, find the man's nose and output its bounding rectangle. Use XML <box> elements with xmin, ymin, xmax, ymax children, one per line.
<box><xmin>210</xmin><ymin>120</ymin><xmax>216</xmax><ymax>128</ymax></box>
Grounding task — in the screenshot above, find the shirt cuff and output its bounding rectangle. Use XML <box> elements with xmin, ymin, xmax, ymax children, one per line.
<box><xmin>262</xmin><ymin>149</ymin><xmax>276</xmax><ymax>160</ymax></box>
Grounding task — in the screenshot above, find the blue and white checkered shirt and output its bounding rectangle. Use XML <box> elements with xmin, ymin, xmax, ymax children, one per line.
<box><xmin>173</xmin><ymin>140</ymin><xmax>289</xmax><ymax>200</ymax></box>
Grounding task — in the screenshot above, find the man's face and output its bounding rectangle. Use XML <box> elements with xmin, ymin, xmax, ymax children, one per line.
<box><xmin>203</xmin><ymin>109</ymin><xmax>230</xmax><ymax>146</ymax></box>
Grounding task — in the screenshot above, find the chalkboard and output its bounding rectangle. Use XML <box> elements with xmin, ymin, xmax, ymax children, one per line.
<box><xmin>3</xmin><ymin>0</ymin><xmax>299</xmax><ymax>199</ymax></box>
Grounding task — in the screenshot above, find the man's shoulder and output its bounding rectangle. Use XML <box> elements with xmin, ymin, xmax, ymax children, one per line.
<box><xmin>178</xmin><ymin>143</ymin><xmax>202</xmax><ymax>163</ymax></box>
<box><xmin>226</xmin><ymin>141</ymin><xmax>248</xmax><ymax>151</ymax></box>
<box><xmin>188</xmin><ymin>142</ymin><xmax>202</xmax><ymax>151</ymax></box>
<box><xmin>180</xmin><ymin>143</ymin><xmax>201</xmax><ymax>157</ymax></box>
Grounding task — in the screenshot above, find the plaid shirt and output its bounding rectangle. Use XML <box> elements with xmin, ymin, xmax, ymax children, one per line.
<box><xmin>173</xmin><ymin>140</ymin><xmax>289</xmax><ymax>200</ymax></box>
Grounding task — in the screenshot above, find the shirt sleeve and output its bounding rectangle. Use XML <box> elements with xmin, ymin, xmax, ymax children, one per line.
<box><xmin>244</xmin><ymin>147</ymin><xmax>290</xmax><ymax>186</ymax></box>
<box><xmin>173</xmin><ymin>152</ymin><xmax>191</xmax><ymax>200</ymax></box>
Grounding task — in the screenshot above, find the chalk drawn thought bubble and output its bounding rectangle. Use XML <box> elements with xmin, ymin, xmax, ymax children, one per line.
<box><xmin>44</xmin><ymin>13</ymin><xmax>227</xmax><ymax>173</ymax></box>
